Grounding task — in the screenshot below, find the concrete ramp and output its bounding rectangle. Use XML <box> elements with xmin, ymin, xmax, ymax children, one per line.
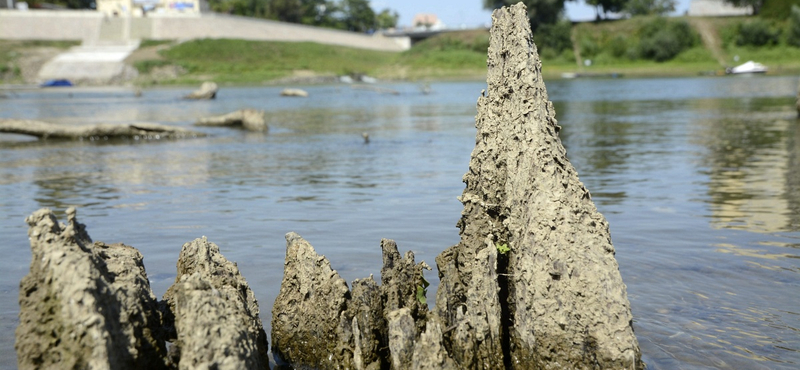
<box><xmin>37</xmin><ymin>41</ymin><xmax>140</xmax><ymax>85</ymax></box>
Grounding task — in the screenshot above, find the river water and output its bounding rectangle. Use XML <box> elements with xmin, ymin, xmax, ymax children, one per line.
<box><xmin>1</xmin><ymin>76</ymin><xmax>798</xmax><ymax>369</ymax></box>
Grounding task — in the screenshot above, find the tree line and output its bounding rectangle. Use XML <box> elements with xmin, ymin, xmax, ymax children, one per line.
<box><xmin>206</xmin><ymin>0</ymin><xmax>398</xmax><ymax>32</ymax></box>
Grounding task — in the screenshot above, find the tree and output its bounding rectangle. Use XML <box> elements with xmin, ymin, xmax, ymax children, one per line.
<box><xmin>586</xmin><ymin>0</ymin><xmax>629</xmax><ymax>18</ymax></box>
<box><xmin>723</xmin><ymin>0</ymin><xmax>763</xmax><ymax>15</ymax></box>
<box><xmin>790</xmin><ymin>5</ymin><xmax>800</xmax><ymax>46</ymax></box>
<box><xmin>376</xmin><ymin>8</ymin><xmax>399</xmax><ymax>29</ymax></box>
<box><xmin>624</xmin><ymin>0</ymin><xmax>675</xmax><ymax>16</ymax></box>
<box><xmin>340</xmin><ymin>0</ymin><xmax>376</xmax><ymax>32</ymax></box>
<box><xmin>484</xmin><ymin>0</ymin><xmax>571</xmax><ymax>31</ymax></box>
<box><xmin>268</xmin><ymin>0</ymin><xmax>302</xmax><ymax>22</ymax></box>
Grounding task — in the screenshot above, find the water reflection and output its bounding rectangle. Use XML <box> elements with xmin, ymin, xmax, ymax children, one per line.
<box><xmin>692</xmin><ymin>98</ymin><xmax>800</xmax><ymax>233</ymax></box>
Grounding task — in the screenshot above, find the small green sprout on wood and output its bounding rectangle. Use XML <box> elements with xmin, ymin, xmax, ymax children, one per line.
<box><xmin>416</xmin><ymin>275</ymin><xmax>430</xmax><ymax>305</ymax></box>
<box><xmin>496</xmin><ymin>242</ymin><xmax>511</xmax><ymax>255</ymax></box>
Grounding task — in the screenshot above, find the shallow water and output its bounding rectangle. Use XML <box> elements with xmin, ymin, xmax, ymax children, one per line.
<box><xmin>1</xmin><ymin>77</ymin><xmax>798</xmax><ymax>369</ymax></box>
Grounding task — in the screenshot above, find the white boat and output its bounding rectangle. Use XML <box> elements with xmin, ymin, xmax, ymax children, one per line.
<box><xmin>727</xmin><ymin>61</ymin><xmax>767</xmax><ymax>74</ymax></box>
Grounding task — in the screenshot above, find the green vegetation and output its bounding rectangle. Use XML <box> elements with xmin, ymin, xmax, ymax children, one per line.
<box><xmin>138</xmin><ymin>39</ymin><xmax>174</xmax><ymax>48</ymax></box>
<box><xmin>0</xmin><ymin>40</ymin><xmax>78</xmax><ymax>83</ymax></box>
<box><xmin>126</xmin><ymin>13</ymin><xmax>800</xmax><ymax>85</ymax></box>
<box><xmin>416</xmin><ymin>276</ymin><xmax>430</xmax><ymax>305</ymax></box>
<box><xmin>145</xmin><ymin>38</ymin><xmax>397</xmax><ymax>84</ymax></box>
<box><xmin>496</xmin><ymin>243</ymin><xmax>511</xmax><ymax>255</ymax></box>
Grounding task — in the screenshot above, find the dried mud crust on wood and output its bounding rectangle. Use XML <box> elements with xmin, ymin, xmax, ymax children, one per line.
<box><xmin>194</xmin><ymin>109</ymin><xmax>268</xmax><ymax>132</ymax></box>
<box><xmin>271</xmin><ymin>233</ymin><xmax>430</xmax><ymax>370</ymax></box>
<box><xmin>16</xmin><ymin>209</ymin><xmax>270</xmax><ymax>370</ymax></box>
<box><xmin>437</xmin><ymin>3</ymin><xmax>642</xmax><ymax>368</ymax></box>
<box><xmin>162</xmin><ymin>237</ymin><xmax>270</xmax><ymax>370</ymax></box>
<box><xmin>16</xmin><ymin>208</ymin><xmax>169</xmax><ymax>370</ymax></box>
<box><xmin>271</xmin><ymin>3</ymin><xmax>642</xmax><ymax>370</ymax></box>
<box><xmin>184</xmin><ymin>81</ymin><xmax>218</xmax><ymax>100</ymax></box>
<box><xmin>0</xmin><ymin>119</ymin><xmax>204</xmax><ymax>140</ymax></box>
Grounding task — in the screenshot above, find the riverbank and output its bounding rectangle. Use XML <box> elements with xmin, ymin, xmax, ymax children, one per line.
<box><xmin>117</xmin><ymin>14</ymin><xmax>800</xmax><ymax>84</ymax></box>
<box><xmin>2</xmin><ymin>14</ymin><xmax>800</xmax><ymax>86</ymax></box>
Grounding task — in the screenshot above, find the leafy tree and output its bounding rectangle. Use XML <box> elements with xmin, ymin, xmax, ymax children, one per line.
<box><xmin>736</xmin><ymin>19</ymin><xmax>781</xmax><ymax>46</ymax></box>
<box><xmin>376</xmin><ymin>8</ymin><xmax>399</xmax><ymax>29</ymax></box>
<box><xmin>484</xmin><ymin>0</ymin><xmax>572</xmax><ymax>31</ymax></box>
<box><xmin>723</xmin><ymin>0</ymin><xmax>763</xmax><ymax>15</ymax></box>
<box><xmin>586</xmin><ymin>0</ymin><xmax>629</xmax><ymax>19</ymax></box>
<box><xmin>624</xmin><ymin>0</ymin><xmax>676</xmax><ymax>16</ymax></box>
<box><xmin>340</xmin><ymin>0</ymin><xmax>376</xmax><ymax>32</ymax></box>
<box><xmin>790</xmin><ymin>5</ymin><xmax>800</xmax><ymax>46</ymax></box>
<box><xmin>638</xmin><ymin>18</ymin><xmax>697</xmax><ymax>61</ymax></box>
<box><xmin>295</xmin><ymin>0</ymin><xmax>342</xmax><ymax>27</ymax></box>
<box><xmin>268</xmin><ymin>0</ymin><xmax>301</xmax><ymax>22</ymax></box>
<box><xmin>535</xmin><ymin>20</ymin><xmax>573</xmax><ymax>56</ymax></box>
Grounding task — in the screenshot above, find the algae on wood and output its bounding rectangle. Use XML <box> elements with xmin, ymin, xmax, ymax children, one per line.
<box><xmin>16</xmin><ymin>208</ymin><xmax>169</xmax><ymax>370</ymax></box>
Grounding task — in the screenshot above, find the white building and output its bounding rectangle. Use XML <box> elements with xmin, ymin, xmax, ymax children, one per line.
<box><xmin>96</xmin><ymin>0</ymin><xmax>208</xmax><ymax>17</ymax></box>
<box><xmin>688</xmin><ymin>0</ymin><xmax>752</xmax><ymax>17</ymax></box>
<box><xmin>412</xmin><ymin>13</ymin><xmax>446</xmax><ymax>31</ymax></box>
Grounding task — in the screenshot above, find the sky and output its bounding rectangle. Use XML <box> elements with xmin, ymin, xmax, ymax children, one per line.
<box><xmin>371</xmin><ymin>0</ymin><xmax>694</xmax><ymax>28</ymax></box>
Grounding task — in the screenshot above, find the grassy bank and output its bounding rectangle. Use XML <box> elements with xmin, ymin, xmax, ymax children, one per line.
<box><xmin>130</xmin><ymin>33</ymin><xmax>492</xmax><ymax>85</ymax></box>
<box><xmin>0</xmin><ymin>40</ymin><xmax>78</xmax><ymax>84</ymax></box>
<box><xmin>4</xmin><ymin>14</ymin><xmax>800</xmax><ymax>85</ymax></box>
<box><xmin>133</xmin><ymin>16</ymin><xmax>800</xmax><ymax>85</ymax></box>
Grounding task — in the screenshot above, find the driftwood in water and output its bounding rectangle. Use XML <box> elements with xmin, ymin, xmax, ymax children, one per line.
<box><xmin>0</xmin><ymin>119</ymin><xmax>204</xmax><ymax>140</ymax></box>
<box><xmin>280</xmin><ymin>88</ymin><xmax>309</xmax><ymax>97</ymax></box>
<box><xmin>194</xmin><ymin>109</ymin><xmax>268</xmax><ymax>132</ymax></box>
<box><xmin>184</xmin><ymin>81</ymin><xmax>218</xmax><ymax>100</ymax></box>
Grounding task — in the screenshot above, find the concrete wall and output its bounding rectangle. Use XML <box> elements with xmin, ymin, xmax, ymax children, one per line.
<box><xmin>0</xmin><ymin>10</ymin><xmax>409</xmax><ymax>51</ymax></box>
<box><xmin>149</xmin><ymin>13</ymin><xmax>407</xmax><ymax>51</ymax></box>
<box><xmin>0</xmin><ymin>10</ymin><xmax>103</xmax><ymax>40</ymax></box>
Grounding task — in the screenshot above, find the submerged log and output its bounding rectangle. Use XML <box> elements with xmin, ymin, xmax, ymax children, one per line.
<box><xmin>184</xmin><ymin>81</ymin><xmax>218</xmax><ymax>100</ymax></box>
<box><xmin>194</xmin><ymin>109</ymin><xmax>268</xmax><ymax>132</ymax></box>
<box><xmin>280</xmin><ymin>88</ymin><xmax>309</xmax><ymax>97</ymax></box>
<box><xmin>0</xmin><ymin>119</ymin><xmax>204</xmax><ymax>140</ymax></box>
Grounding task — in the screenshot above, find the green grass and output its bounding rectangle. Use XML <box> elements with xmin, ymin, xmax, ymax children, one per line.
<box><xmin>0</xmin><ymin>40</ymin><xmax>78</xmax><ymax>82</ymax></box>
<box><xmin>151</xmin><ymin>39</ymin><xmax>397</xmax><ymax>84</ymax></box>
<box><xmin>138</xmin><ymin>39</ymin><xmax>174</xmax><ymax>48</ymax></box>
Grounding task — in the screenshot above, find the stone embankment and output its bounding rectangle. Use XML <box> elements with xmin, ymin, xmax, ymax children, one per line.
<box><xmin>15</xmin><ymin>4</ymin><xmax>641</xmax><ymax>370</ymax></box>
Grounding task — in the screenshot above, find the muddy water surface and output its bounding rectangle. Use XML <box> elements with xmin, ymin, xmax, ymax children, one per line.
<box><xmin>1</xmin><ymin>77</ymin><xmax>798</xmax><ymax>369</ymax></box>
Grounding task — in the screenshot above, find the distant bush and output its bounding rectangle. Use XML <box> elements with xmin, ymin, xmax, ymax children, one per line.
<box><xmin>579</xmin><ymin>36</ymin><xmax>600</xmax><ymax>59</ymax></box>
<box><xmin>608</xmin><ymin>35</ymin><xmax>629</xmax><ymax>58</ymax></box>
<box><xmin>535</xmin><ymin>20</ymin><xmax>574</xmax><ymax>59</ymax></box>
<box><xmin>638</xmin><ymin>18</ymin><xmax>697</xmax><ymax>62</ymax></box>
<box><xmin>790</xmin><ymin>5</ymin><xmax>800</xmax><ymax>47</ymax></box>
<box><xmin>736</xmin><ymin>19</ymin><xmax>781</xmax><ymax>46</ymax></box>
<box><xmin>134</xmin><ymin>59</ymin><xmax>172</xmax><ymax>73</ymax></box>
<box><xmin>760</xmin><ymin>0</ymin><xmax>800</xmax><ymax>20</ymax></box>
